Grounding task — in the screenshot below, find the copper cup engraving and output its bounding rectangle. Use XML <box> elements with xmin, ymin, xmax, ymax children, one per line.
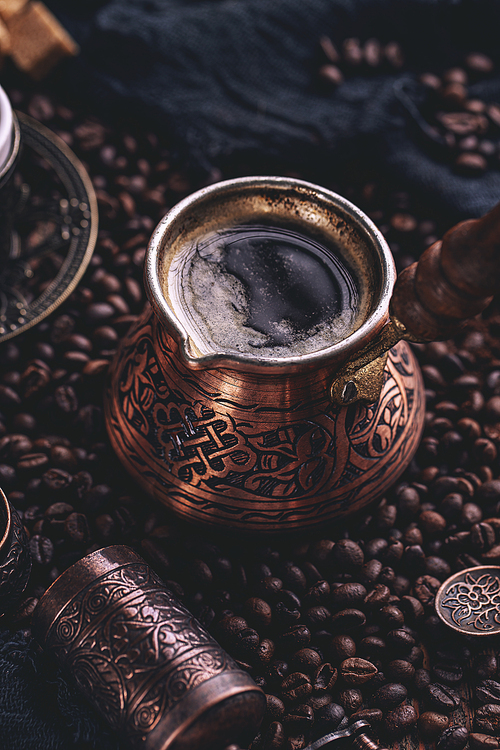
<box><xmin>0</xmin><ymin>486</ymin><xmax>31</xmax><ymax>615</ymax></box>
<box><xmin>105</xmin><ymin>177</ymin><xmax>425</xmax><ymax>533</ymax></box>
<box><xmin>32</xmin><ymin>545</ymin><xmax>265</xmax><ymax>750</ymax></box>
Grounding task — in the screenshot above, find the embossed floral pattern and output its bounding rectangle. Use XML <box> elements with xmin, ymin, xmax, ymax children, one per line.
<box><xmin>46</xmin><ymin>562</ymin><xmax>238</xmax><ymax>737</ymax></box>
<box><xmin>441</xmin><ymin>571</ymin><xmax>500</xmax><ymax>631</ymax></box>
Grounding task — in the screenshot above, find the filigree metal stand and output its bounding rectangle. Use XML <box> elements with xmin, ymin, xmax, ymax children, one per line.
<box><xmin>0</xmin><ymin>111</ymin><xmax>97</xmax><ymax>342</ymax></box>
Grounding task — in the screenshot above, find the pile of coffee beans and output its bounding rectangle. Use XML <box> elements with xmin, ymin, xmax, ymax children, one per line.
<box><xmin>419</xmin><ymin>53</ymin><xmax>500</xmax><ymax>175</ymax></box>
<box><xmin>318</xmin><ymin>37</ymin><xmax>500</xmax><ymax>178</ymax></box>
<box><xmin>1</xmin><ymin>72</ymin><xmax>500</xmax><ymax>750</ymax></box>
<box><xmin>319</xmin><ymin>36</ymin><xmax>404</xmax><ymax>87</ymax></box>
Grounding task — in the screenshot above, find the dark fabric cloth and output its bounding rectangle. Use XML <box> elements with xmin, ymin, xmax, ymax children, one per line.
<box><xmin>44</xmin><ymin>0</ymin><xmax>500</xmax><ymax>217</ymax></box>
<box><xmin>0</xmin><ymin>629</ymin><xmax>120</xmax><ymax>750</ymax></box>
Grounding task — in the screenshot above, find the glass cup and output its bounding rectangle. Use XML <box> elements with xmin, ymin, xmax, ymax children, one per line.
<box><xmin>0</xmin><ymin>84</ymin><xmax>21</xmax><ymax>273</ymax></box>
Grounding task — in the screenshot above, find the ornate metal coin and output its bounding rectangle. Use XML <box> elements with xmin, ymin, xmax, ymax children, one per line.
<box><xmin>435</xmin><ymin>565</ymin><xmax>500</xmax><ymax>636</ymax></box>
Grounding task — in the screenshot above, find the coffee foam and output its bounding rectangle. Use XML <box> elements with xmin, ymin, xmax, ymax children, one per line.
<box><xmin>175</xmin><ymin>225</ymin><xmax>359</xmax><ymax>359</ymax></box>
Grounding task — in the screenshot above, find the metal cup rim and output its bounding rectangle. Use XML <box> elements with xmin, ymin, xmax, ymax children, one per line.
<box><xmin>0</xmin><ymin>487</ymin><xmax>12</xmax><ymax>556</ymax></box>
<box><xmin>145</xmin><ymin>175</ymin><xmax>396</xmax><ymax>373</ymax></box>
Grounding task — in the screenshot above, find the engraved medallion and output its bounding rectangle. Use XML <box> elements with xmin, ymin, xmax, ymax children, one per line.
<box><xmin>435</xmin><ymin>566</ymin><xmax>500</xmax><ymax>635</ymax></box>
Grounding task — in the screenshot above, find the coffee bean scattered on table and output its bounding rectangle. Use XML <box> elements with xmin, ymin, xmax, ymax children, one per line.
<box><xmin>1</xmin><ymin>60</ymin><xmax>500</xmax><ymax>750</ymax></box>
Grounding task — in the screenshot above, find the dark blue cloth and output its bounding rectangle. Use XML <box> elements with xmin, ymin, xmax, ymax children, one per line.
<box><xmin>45</xmin><ymin>0</ymin><xmax>500</xmax><ymax>217</ymax></box>
<box><xmin>0</xmin><ymin>629</ymin><xmax>120</xmax><ymax>750</ymax></box>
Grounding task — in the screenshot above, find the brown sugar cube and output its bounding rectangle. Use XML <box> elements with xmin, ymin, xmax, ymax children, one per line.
<box><xmin>0</xmin><ymin>0</ymin><xmax>29</xmax><ymax>22</ymax></box>
<box><xmin>7</xmin><ymin>2</ymin><xmax>79</xmax><ymax>80</ymax></box>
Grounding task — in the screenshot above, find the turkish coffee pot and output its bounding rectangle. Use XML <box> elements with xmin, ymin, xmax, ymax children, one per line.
<box><xmin>105</xmin><ymin>177</ymin><xmax>500</xmax><ymax>534</ymax></box>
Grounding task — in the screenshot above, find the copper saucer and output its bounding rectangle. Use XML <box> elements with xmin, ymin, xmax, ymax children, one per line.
<box><xmin>0</xmin><ymin>110</ymin><xmax>97</xmax><ymax>342</ymax></box>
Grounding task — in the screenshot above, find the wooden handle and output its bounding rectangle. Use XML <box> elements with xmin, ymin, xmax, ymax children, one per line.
<box><xmin>390</xmin><ymin>201</ymin><xmax>500</xmax><ymax>341</ymax></box>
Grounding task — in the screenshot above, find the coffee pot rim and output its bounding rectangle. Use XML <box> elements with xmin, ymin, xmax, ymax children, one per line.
<box><xmin>144</xmin><ymin>175</ymin><xmax>396</xmax><ymax>373</ymax></box>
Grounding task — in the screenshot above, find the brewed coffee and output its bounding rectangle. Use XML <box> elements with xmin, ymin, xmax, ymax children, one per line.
<box><xmin>178</xmin><ymin>224</ymin><xmax>359</xmax><ymax>358</ymax></box>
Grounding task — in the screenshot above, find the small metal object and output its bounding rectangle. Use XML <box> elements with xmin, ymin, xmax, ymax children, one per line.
<box><xmin>304</xmin><ymin>720</ymin><xmax>388</xmax><ymax>750</ymax></box>
<box><xmin>32</xmin><ymin>545</ymin><xmax>265</xmax><ymax>750</ymax></box>
<box><xmin>0</xmin><ymin>100</ymin><xmax>22</xmax><ymax>273</ymax></box>
<box><xmin>0</xmin><ymin>487</ymin><xmax>31</xmax><ymax>616</ymax></box>
<box><xmin>0</xmin><ymin>110</ymin><xmax>97</xmax><ymax>342</ymax></box>
<box><xmin>435</xmin><ymin>565</ymin><xmax>500</xmax><ymax>635</ymax></box>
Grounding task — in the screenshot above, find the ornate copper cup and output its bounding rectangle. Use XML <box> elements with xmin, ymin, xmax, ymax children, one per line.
<box><xmin>0</xmin><ymin>487</ymin><xmax>31</xmax><ymax>615</ymax></box>
<box><xmin>32</xmin><ymin>545</ymin><xmax>265</xmax><ymax>750</ymax></box>
<box><xmin>104</xmin><ymin>177</ymin><xmax>500</xmax><ymax>534</ymax></box>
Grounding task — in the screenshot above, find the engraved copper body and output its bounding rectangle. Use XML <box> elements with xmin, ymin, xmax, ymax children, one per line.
<box><xmin>0</xmin><ymin>486</ymin><xmax>31</xmax><ymax>615</ymax></box>
<box><xmin>105</xmin><ymin>176</ymin><xmax>425</xmax><ymax>533</ymax></box>
<box><xmin>32</xmin><ymin>545</ymin><xmax>265</xmax><ymax>750</ymax></box>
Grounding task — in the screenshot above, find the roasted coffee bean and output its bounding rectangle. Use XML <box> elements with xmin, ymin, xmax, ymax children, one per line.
<box><xmin>419</xmin><ymin>712</ymin><xmax>450</xmax><ymax>739</ymax></box>
<box><xmin>475</xmin><ymin>654</ymin><xmax>498</xmax><ymax>681</ymax></box>
<box><xmin>331</xmin><ymin>540</ymin><xmax>364</xmax><ymax>570</ymax></box>
<box><xmin>275</xmin><ymin>591</ymin><xmax>302</xmax><ymax>625</ymax></box>
<box><xmin>359</xmin><ymin>559</ymin><xmax>383</xmax><ymax>584</ymax></box>
<box><xmin>267</xmin><ymin>660</ymin><xmax>289</xmax><ymax>683</ymax></box>
<box><xmin>385</xmin><ymin>629</ymin><xmax>415</xmax><ymax>653</ymax></box>
<box><xmin>29</xmin><ymin>535</ymin><xmax>54</xmax><ymax>566</ymax></box>
<box><xmin>470</xmin><ymin>734</ymin><xmax>500</xmax><ymax>750</ymax></box>
<box><xmin>64</xmin><ymin>513</ymin><xmax>90</xmax><ymax>544</ymax></box>
<box><xmin>283</xmin><ymin>704</ymin><xmax>314</xmax><ymax>730</ymax></box>
<box><xmin>328</xmin><ymin>634</ymin><xmax>356</xmax><ymax>662</ymax></box>
<box><xmin>426</xmin><ymin>683</ymin><xmax>461</xmax><ymax>713</ymax></box>
<box><xmin>386</xmin><ymin>660</ymin><xmax>415</xmax><ymax>685</ymax></box>
<box><xmin>340</xmin><ymin>657</ymin><xmax>377</xmax><ymax>685</ymax></box>
<box><xmin>17</xmin><ymin>453</ymin><xmax>49</xmax><ymax>473</ymax></box>
<box><xmin>378</xmin><ymin>605</ymin><xmax>404</xmax><ymax>629</ymax></box>
<box><xmin>308</xmin><ymin>694</ymin><xmax>333</xmax><ymax>711</ymax></box>
<box><xmin>476</xmin><ymin>704</ymin><xmax>500</xmax><ymax>735</ymax></box>
<box><xmin>358</xmin><ymin>635</ymin><xmax>386</xmax><ymax>658</ymax></box>
<box><xmin>413</xmin><ymin>575</ymin><xmax>441</xmax><ymax>606</ymax></box>
<box><xmin>373</xmin><ymin>682</ymin><xmax>407</xmax><ymax>709</ymax></box>
<box><xmin>351</xmin><ymin>707</ymin><xmax>383</xmax><ymax>725</ymax></box>
<box><xmin>364</xmin><ymin>584</ymin><xmax>390</xmax><ymax>608</ymax></box>
<box><xmin>243</xmin><ymin>597</ymin><xmax>272</xmax><ymax>628</ymax></box>
<box><xmin>385</xmin><ymin>704</ymin><xmax>418</xmax><ymax>737</ymax></box>
<box><xmin>338</xmin><ymin>688</ymin><xmax>363</xmax><ymax>714</ymax></box>
<box><xmin>263</xmin><ymin>721</ymin><xmax>285</xmax><ymax>750</ymax></box>
<box><xmin>303</xmin><ymin>580</ymin><xmax>330</xmax><ymax>605</ymax></box>
<box><xmin>376</xmin><ymin>503</ymin><xmax>397</xmax><ymax>529</ymax></box>
<box><xmin>407</xmin><ymin>646</ymin><xmax>424</xmax><ymax>667</ymax></box>
<box><xmin>477</xmin><ymin>680</ymin><xmax>500</xmax><ymax>705</ymax></box>
<box><xmin>290</xmin><ymin>648</ymin><xmax>322</xmax><ymax>675</ymax></box>
<box><xmin>258</xmin><ymin>577</ymin><xmax>283</xmax><ymax>600</ymax></box>
<box><xmin>281</xmin><ymin>673</ymin><xmax>312</xmax><ymax>702</ymax></box>
<box><xmin>314</xmin><ymin>703</ymin><xmax>345</xmax><ymax>734</ymax></box>
<box><xmin>331</xmin><ymin>582</ymin><xmax>367</xmax><ymax>609</ymax></box>
<box><xmin>437</xmin><ymin>726</ymin><xmax>469</xmax><ymax>750</ymax></box>
<box><xmin>379</xmin><ymin>563</ymin><xmax>397</xmax><ymax>586</ymax></box>
<box><xmin>266</xmin><ymin>694</ymin><xmax>285</xmax><ymax>722</ymax></box>
<box><xmin>432</xmin><ymin>662</ymin><xmax>463</xmax><ymax>685</ymax></box>
<box><xmin>330</xmin><ymin>608</ymin><xmax>366</xmax><ymax>630</ymax></box>
<box><xmin>399</xmin><ymin>595</ymin><xmax>424</xmax><ymax>622</ymax></box>
<box><xmin>397</xmin><ymin>486</ymin><xmax>421</xmax><ymax>516</ymax></box>
<box><xmin>304</xmin><ymin>605</ymin><xmax>331</xmax><ymax>629</ymax></box>
<box><xmin>279</xmin><ymin>625</ymin><xmax>311</xmax><ymax>650</ymax></box>
<box><xmin>280</xmin><ymin>563</ymin><xmax>307</xmax><ymax>594</ymax></box>
<box><xmin>313</xmin><ymin>663</ymin><xmax>337</xmax><ymax>691</ymax></box>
